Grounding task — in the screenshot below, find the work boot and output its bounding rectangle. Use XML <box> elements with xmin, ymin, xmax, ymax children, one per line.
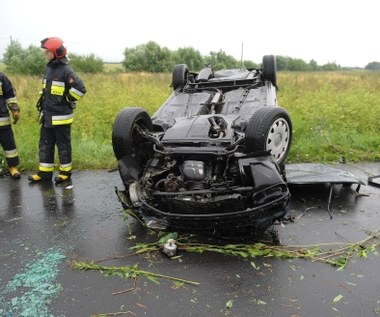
<box><xmin>54</xmin><ymin>172</ymin><xmax>71</xmax><ymax>184</ymax></box>
<box><xmin>9</xmin><ymin>166</ymin><xmax>21</xmax><ymax>179</ymax></box>
<box><xmin>28</xmin><ymin>173</ymin><xmax>52</xmax><ymax>183</ymax></box>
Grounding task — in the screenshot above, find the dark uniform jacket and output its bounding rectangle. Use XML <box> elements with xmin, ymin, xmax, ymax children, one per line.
<box><xmin>40</xmin><ymin>57</ymin><xmax>86</xmax><ymax>127</ymax></box>
<box><xmin>0</xmin><ymin>72</ymin><xmax>17</xmax><ymax>129</ymax></box>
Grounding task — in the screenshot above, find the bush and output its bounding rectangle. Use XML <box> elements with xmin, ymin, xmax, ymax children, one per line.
<box><xmin>3</xmin><ymin>39</ymin><xmax>45</xmax><ymax>75</ymax></box>
<box><xmin>68</xmin><ymin>53</ymin><xmax>104</xmax><ymax>73</ymax></box>
<box><xmin>123</xmin><ymin>41</ymin><xmax>173</xmax><ymax>72</ymax></box>
<box><xmin>365</xmin><ymin>61</ymin><xmax>380</xmax><ymax>71</ymax></box>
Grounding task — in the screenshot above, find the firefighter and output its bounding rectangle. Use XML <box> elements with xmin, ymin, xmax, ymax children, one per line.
<box><xmin>28</xmin><ymin>37</ymin><xmax>86</xmax><ymax>183</ymax></box>
<box><xmin>0</xmin><ymin>72</ymin><xmax>21</xmax><ymax>179</ymax></box>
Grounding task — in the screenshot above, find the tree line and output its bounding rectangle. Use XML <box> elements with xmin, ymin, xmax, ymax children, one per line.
<box><xmin>2</xmin><ymin>39</ymin><xmax>379</xmax><ymax>75</ymax></box>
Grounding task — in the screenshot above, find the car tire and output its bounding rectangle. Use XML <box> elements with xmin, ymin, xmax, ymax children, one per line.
<box><xmin>262</xmin><ymin>55</ymin><xmax>277</xmax><ymax>88</ymax></box>
<box><xmin>246</xmin><ymin>106</ymin><xmax>292</xmax><ymax>166</ymax></box>
<box><xmin>112</xmin><ymin>107</ymin><xmax>153</xmax><ymax>160</ymax></box>
<box><xmin>172</xmin><ymin>64</ymin><xmax>189</xmax><ymax>90</ymax></box>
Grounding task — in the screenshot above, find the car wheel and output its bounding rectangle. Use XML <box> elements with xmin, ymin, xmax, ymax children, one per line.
<box><xmin>172</xmin><ymin>64</ymin><xmax>189</xmax><ymax>90</ymax></box>
<box><xmin>246</xmin><ymin>106</ymin><xmax>292</xmax><ymax>166</ymax></box>
<box><xmin>112</xmin><ymin>107</ymin><xmax>153</xmax><ymax>160</ymax></box>
<box><xmin>262</xmin><ymin>55</ymin><xmax>277</xmax><ymax>88</ymax></box>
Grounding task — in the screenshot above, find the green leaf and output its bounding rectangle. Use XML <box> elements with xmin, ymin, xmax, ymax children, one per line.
<box><xmin>256</xmin><ymin>299</ymin><xmax>267</xmax><ymax>305</ymax></box>
<box><xmin>358</xmin><ymin>249</ymin><xmax>367</xmax><ymax>258</ymax></box>
<box><xmin>146</xmin><ymin>275</ymin><xmax>161</xmax><ymax>285</ymax></box>
<box><xmin>250</xmin><ymin>261</ymin><xmax>260</xmax><ymax>270</ymax></box>
<box><xmin>333</xmin><ymin>294</ymin><xmax>343</xmax><ymax>303</ymax></box>
<box><xmin>226</xmin><ymin>299</ymin><xmax>233</xmax><ymax>309</ymax></box>
<box><xmin>172</xmin><ymin>281</ymin><xmax>185</xmax><ymax>289</ymax></box>
<box><xmin>158</xmin><ymin>232</ymin><xmax>178</xmax><ymax>244</ymax></box>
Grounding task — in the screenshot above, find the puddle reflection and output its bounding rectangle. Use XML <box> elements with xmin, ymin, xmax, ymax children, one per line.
<box><xmin>0</xmin><ymin>177</ymin><xmax>23</xmax><ymax>222</ymax></box>
<box><xmin>29</xmin><ymin>180</ymin><xmax>75</xmax><ymax>216</ymax></box>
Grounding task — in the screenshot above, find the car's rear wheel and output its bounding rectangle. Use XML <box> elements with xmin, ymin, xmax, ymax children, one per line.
<box><xmin>112</xmin><ymin>107</ymin><xmax>153</xmax><ymax>160</ymax></box>
<box><xmin>172</xmin><ymin>64</ymin><xmax>189</xmax><ymax>90</ymax></box>
<box><xmin>262</xmin><ymin>55</ymin><xmax>277</xmax><ymax>88</ymax></box>
<box><xmin>246</xmin><ymin>106</ymin><xmax>292</xmax><ymax>166</ymax></box>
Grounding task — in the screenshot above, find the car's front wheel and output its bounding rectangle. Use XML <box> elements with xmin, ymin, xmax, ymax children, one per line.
<box><xmin>246</xmin><ymin>106</ymin><xmax>292</xmax><ymax>166</ymax></box>
<box><xmin>112</xmin><ymin>107</ymin><xmax>153</xmax><ymax>160</ymax></box>
<box><xmin>172</xmin><ymin>64</ymin><xmax>189</xmax><ymax>90</ymax></box>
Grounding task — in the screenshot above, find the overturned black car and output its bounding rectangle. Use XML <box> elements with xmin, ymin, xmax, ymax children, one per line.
<box><xmin>112</xmin><ymin>55</ymin><xmax>292</xmax><ymax>237</ymax></box>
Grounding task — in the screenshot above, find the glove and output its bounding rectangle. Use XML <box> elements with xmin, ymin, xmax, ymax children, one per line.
<box><xmin>8</xmin><ymin>103</ymin><xmax>20</xmax><ymax>124</ymax></box>
<box><xmin>12</xmin><ymin>110</ymin><xmax>20</xmax><ymax>124</ymax></box>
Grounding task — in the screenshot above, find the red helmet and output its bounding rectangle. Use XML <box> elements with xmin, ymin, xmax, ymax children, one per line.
<box><xmin>40</xmin><ymin>37</ymin><xmax>67</xmax><ymax>59</ymax></box>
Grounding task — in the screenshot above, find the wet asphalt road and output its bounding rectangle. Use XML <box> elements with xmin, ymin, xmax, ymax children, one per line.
<box><xmin>0</xmin><ymin>163</ymin><xmax>379</xmax><ymax>317</ymax></box>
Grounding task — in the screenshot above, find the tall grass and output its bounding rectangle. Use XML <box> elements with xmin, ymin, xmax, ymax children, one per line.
<box><xmin>6</xmin><ymin>71</ymin><xmax>380</xmax><ymax>172</ymax></box>
<box><xmin>278</xmin><ymin>72</ymin><xmax>380</xmax><ymax>162</ymax></box>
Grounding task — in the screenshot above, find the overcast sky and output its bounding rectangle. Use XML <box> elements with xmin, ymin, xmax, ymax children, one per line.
<box><xmin>1</xmin><ymin>0</ymin><xmax>379</xmax><ymax>67</ymax></box>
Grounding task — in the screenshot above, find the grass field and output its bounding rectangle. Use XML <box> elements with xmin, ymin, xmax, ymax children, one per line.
<box><xmin>3</xmin><ymin>70</ymin><xmax>380</xmax><ymax>172</ymax></box>
<box><xmin>278</xmin><ymin>71</ymin><xmax>380</xmax><ymax>163</ymax></box>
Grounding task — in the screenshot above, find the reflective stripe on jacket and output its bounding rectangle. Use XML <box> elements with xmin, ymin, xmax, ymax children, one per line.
<box><xmin>0</xmin><ymin>117</ymin><xmax>11</xmax><ymax>126</ymax></box>
<box><xmin>52</xmin><ymin>114</ymin><xmax>74</xmax><ymax>125</ymax></box>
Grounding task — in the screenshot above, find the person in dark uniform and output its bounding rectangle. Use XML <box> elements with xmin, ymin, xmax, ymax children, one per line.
<box><xmin>0</xmin><ymin>72</ymin><xmax>21</xmax><ymax>179</ymax></box>
<box><xmin>28</xmin><ymin>37</ymin><xmax>86</xmax><ymax>184</ymax></box>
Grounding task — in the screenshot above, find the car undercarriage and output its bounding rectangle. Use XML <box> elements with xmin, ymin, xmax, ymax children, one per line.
<box><xmin>112</xmin><ymin>55</ymin><xmax>292</xmax><ymax>237</ymax></box>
